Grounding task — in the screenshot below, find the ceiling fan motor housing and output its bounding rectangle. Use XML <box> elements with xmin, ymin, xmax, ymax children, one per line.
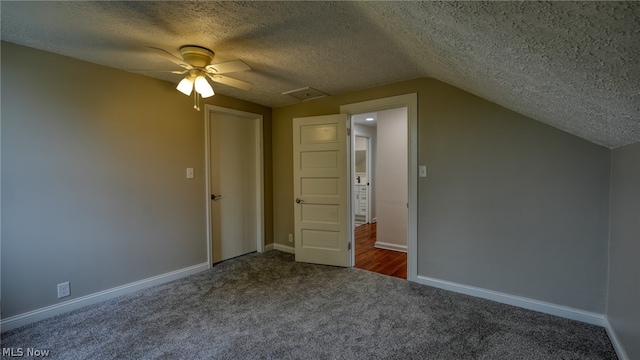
<box><xmin>179</xmin><ymin>45</ymin><xmax>214</xmax><ymax>68</ymax></box>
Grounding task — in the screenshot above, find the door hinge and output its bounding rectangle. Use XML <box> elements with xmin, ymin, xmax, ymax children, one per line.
<box><xmin>347</xmin><ymin>128</ymin><xmax>351</xmax><ymax>136</ymax></box>
<box><xmin>348</xmin><ymin>242</ymin><xmax>352</xmax><ymax>250</ymax></box>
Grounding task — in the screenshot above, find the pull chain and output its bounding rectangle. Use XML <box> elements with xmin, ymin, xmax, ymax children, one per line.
<box><xmin>193</xmin><ymin>91</ymin><xmax>201</xmax><ymax>111</ymax></box>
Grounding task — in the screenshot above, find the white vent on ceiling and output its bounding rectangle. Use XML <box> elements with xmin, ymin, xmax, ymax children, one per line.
<box><xmin>282</xmin><ymin>87</ymin><xmax>328</xmax><ymax>101</ymax></box>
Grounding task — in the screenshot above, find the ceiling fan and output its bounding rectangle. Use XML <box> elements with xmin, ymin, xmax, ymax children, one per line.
<box><xmin>147</xmin><ymin>45</ymin><xmax>253</xmax><ymax>110</ymax></box>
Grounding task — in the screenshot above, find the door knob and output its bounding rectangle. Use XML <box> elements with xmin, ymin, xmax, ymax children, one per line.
<box><xmin>211</xmin><ymin>193</ymin><xmax>223</xmax><ymax>201</ymax></box>
<box><xmin>296</xmin><ymin>198</ymin><xmax>304</xmax><ymax>204</ymax></box>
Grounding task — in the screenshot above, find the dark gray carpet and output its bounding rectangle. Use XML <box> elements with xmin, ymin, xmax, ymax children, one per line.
<box><xmin>2</xmin><ymin>251</ymin><xmax>617</xmax><ymax>359</ymax></box>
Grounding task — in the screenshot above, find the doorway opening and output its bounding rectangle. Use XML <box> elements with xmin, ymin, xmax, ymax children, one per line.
<box><xmin>351</xmin><ymin>109</ymin><xmax>408</xmax><ymax>279</ymax></box>
<box><xmin>341</xmin><ymin>93</ymin><xmax>418</xmax><ymax>281</ymax></box>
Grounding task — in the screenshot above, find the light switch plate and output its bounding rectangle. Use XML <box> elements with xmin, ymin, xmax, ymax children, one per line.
<box><xmin>186</xmin><ymin>168</ymin><xmax>194</xmax><ymax>179</ymax></box>
<box><xmin>419</xmin><ymin>165</ymin><xmax>427</xmax><ymax>178</ymax></box>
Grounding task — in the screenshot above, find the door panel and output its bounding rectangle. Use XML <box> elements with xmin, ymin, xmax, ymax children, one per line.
<box><xmin>301</xmin><ymin>178</ymin><xmax>339</xmax><ymax>196</ymax></box>
<box><xmin>301</xmin><ymin>229</ymin><xmax>340</xmax><ymax>249</ymax></box>
<box><xmin>300</xmin><ymin>151</ymin><xmax>339</xmax><ymax>169</ymax></box>
<box><xmin>293</xmin><ymin>114</ymin><xmax>349</xmax><ymax>267</ymax></box>
<box><xmin>300</xmin><ymin>124</ymin><xmax>339</xmax><ymax>143</ymax></box>
<box><xmin>302</xmin><ymin>204</ymin><xmax>340</xmax><ymax>223</ymax></box>
<box><xmin>209</xmin><ymin>110</ymin><xmax>259</xmax><ymax>263</ymax></box>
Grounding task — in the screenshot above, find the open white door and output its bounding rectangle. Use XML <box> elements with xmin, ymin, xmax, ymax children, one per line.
<box><xmin>293</xmin><ymin>114</ymin><xmax>350</xmax><ymax>267</ymax></box>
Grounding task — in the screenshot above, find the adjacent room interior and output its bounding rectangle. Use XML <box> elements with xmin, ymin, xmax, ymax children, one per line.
<box><xmin>1</xmin><ymin>2</ymin><xmax>638</xmax><ymax>359</ymax></box>
<box><xmin>352</xmin><ymin>110</ymin><xmax>408</xmax><ymax>279</ymax></box>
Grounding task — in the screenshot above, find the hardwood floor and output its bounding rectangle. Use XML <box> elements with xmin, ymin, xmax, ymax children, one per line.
<box><xmin>354</xmin><ymin>223</ymin><xmax>407</xmax><ymax>279</ymax></box>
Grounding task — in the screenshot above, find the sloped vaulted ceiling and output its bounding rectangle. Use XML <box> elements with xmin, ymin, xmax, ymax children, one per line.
<box><xmin>1</xmin><ymin>1</ymin><xmax>638</xmax><ymax>148</ymax></box>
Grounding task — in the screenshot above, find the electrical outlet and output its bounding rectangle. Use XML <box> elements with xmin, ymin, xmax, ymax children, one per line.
<box><xmin>288</xmin><ymin>234</ymin><xmax>293</xmax><ymax>243</ymax></box>
<box><xmin>57</xmin><ymin>282</ymin><xmax>70</xmax><ymax>299</ymax></box>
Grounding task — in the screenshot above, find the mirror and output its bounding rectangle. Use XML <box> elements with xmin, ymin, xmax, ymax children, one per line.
<box><xmin>355</xmin><ymin>150</ymin><xmax>366</xmax><ymax>173</ymax></box>
<box><xmin>355</xmin><ymin>136</ymin><xmax>367</xmax><ymax>174</ymax></box>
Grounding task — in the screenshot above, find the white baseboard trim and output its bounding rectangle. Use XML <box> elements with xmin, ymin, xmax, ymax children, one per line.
<box><xmin>264</xmin><ymin>243</ymin><xmax>275</xmax><ymax>252</ymax></box>
<box><xmin>415</xmin><ymin>275</ymin><xmax>606</xmax><ymax>326</ymax></box>
<box><xmin>274</xmin><ymin>243</ymin><xmax>295</xmax><ymax>254</ymax></box>
<box><xmin>604</xmin><ymin>318</ymin><xmax>629</xmax><ymax>360</ymax></box>
<box><xmin>1</xmin><ymin>262</ymin><xmax>209</xmax><ymax>332</ymax></box>
<box><xmin>374</xmin><ymin>241</ymin><xmax>407</xmax><ymax>253</ymax></box>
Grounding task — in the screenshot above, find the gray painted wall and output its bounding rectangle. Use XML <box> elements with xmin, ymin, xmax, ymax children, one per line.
<box><xmin>418</xmin><ymin>82</ymin><xmax>612</xmax><ymax>313</ymax></box>
<box><xmin>608</xmin><ymin>141</ymin><xmax>640</xmax><ymax>359</ymax></box>
<box><xmin>0</xmin><ymin>42</ymin><xmax>272</xmax><ymax>318</ymax></box>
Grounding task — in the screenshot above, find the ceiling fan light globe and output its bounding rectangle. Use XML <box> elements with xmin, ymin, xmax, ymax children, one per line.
<box><xmin>195</xmin><ymin>75</ymin><xmax>215</xmax><ymax>98</ymax></box>
<box><xmin>200</xmin><ymin>89</ymin><xmax>215</xmax><ymax>98</ymax></box>
<box><xmin>176</xmin><ymin>77</ymin><xmax>193</xmax><ymax>96</ymax></box>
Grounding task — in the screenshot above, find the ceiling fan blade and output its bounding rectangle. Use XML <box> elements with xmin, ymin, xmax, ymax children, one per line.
<box><xmin>206</xmin><ymin>74</ymin><xmax>253</xmax><ymax>91</ymax></box>
<box><xmin>146</xmin><ymin>46</ymin><xmax>189</xmax><ymax>68</ymax></box>
<box><xmin>126</xmin><ymin>69</ymin><xmax>189</xmax><ymax>74</ymax></box>
<box><xmin>205</xmin><ymin>60</ymin><xmax>251</xmax><ymax>74</ymax></box>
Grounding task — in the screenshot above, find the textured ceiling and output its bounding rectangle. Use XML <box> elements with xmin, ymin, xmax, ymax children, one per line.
<box><xmin>1</xmin><ymin>1</ymin><xmax>638</xmax><ymax>148</ymax></box>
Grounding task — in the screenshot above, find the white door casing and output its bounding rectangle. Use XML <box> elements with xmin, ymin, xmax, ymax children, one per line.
<box><xmin>205</xmin><ymin>105</ymin><xmax>264</xmax><ymax>266</ymax></box>
<box><xmin>293</xmin><ymin>114</ymin><xmax>350</xmax><ymax>267</ymax></box>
